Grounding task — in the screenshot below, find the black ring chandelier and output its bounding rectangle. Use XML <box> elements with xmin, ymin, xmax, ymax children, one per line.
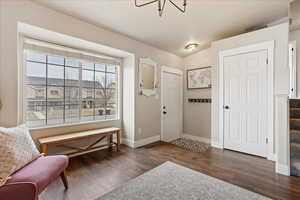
<box><xmin>135</xmin><ymin>0</ymin><xmax>187</xmax><ymax>17</ymax></box>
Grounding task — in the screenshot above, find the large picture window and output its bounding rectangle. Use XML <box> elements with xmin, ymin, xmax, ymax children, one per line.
<box><xmin>24</xmin><ymin>50</ymin><xmax>119</xmax><ymax>128</ymax></box>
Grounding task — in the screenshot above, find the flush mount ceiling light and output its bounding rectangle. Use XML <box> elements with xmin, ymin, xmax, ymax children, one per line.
<box><xmin>135</xmin><ymin>0</ymin><xmax>187</xmax><ymax>17</ymax></box>
<box><xmin>184</xmin><ymin>43</ymin><xmax>199</xmax><ymax>51</ymax></box>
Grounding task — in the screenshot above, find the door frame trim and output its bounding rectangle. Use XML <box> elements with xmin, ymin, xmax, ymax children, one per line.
<box><xmin>289</xmin><ymin>40</ymin><xmax>297</xmax><ymax>98</ymax></box>
<box><xmin>218</xmin><ymin>40</ymin><xmax>275</xmax><ymax>160</ymax></box>
<box><xmin>161</xmin><ymin>66</ymin><xmax>183</xmax><ymax>142</ymax></box>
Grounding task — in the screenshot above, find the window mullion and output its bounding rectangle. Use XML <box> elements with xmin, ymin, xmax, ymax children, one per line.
<box><xmin>94</xmin><ymin>64</ymin><xmax>96</xmax><ymax>120</ymax></box>
<box><xmin>79</xmin><ymin>62</ymin><xmax>83</xmax><ymax>122</ymax></box>
<box><xmin>45</xmin><ymin>55</ymin><xmax>48</xmax><ymax>125</ymax></box>
<box><xmin>104</xmin><ymin>64</ymin><xmax>107</xmax><ymax>120</ymax></box>
<box><xmin>116</xmin><ymin>65</ymin><xmax>119</xmax><ymax>120</ymax></box>
<box><xmin>63</xmin><ymin>58</ymin><xmax>66</xmax><ymax>123</ymax></box>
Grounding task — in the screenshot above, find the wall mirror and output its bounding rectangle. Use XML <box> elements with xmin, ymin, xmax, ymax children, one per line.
<box><xmin>139</xmin><ymin>58</ymin><xmax>158</xmax><ymax>96</ymax></box>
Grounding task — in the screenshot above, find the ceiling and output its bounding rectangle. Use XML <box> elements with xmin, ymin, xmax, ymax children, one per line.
<box><xmin>33</xmin><ymin>0</ymin><xmax>289</xmax><ymax>57</ymax></box>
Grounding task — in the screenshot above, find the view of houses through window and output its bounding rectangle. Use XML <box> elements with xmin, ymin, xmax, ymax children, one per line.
<box><xmin>25</xmin><ymin>50</ymin><xmax>118</xmax><ymax>127</ymax></box>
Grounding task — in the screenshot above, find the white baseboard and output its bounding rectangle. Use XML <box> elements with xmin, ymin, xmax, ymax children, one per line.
<box><xmin>134</xmin><ymin>135</ymin><xmax>161</xmax><ymax>148</ymax></box>
<box><xmin>122</xmin><ymin>138</ymin><xmax>135</xmax><ymax>148</ymax></box>
<box><xmin>182</xmin><ymin>134</ymin><xmax>210</xmax><ymax>144</ymax></box>
<box><xmin>267</xmin><ymin>153</ymin><xmax>277</xmax><ymax>162</ymax></box>
<box><xmin>211</xmin><ymin>141</ymin><xmax>223</xmax><ymax>149</ymax></box>
<box><xmin>276</xmin><ymin>163</ymin><xmax>290</xmax><ymax>176</ymax></box>
<box><xmin>123</xmin><ymin>135</ymin><xmax>161</xmax><ymax>148</ymax></box>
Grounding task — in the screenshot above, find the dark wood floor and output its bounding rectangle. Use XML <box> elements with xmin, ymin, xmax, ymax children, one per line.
<box><xmin>41</xmin><ymin>142</ymin><xmax>300</xmax><ymax>200</ymax></box>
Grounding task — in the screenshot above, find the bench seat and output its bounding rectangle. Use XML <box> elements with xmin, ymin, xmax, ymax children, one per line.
<box><xmin>38</xmin><ymin>127</ymin><xmax>121</xmax><ymax>157</ymax></box>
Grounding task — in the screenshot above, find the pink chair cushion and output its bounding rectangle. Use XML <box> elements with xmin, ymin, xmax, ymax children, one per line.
<box><xmin>6</xmin><ymin>155</ymin><xmax>68</xmax><ymax>194</ymax></box>
<box><xmin>0</xmin><ymin>182</ymin><xmax>37</xmax><ymax>200</ymax></box>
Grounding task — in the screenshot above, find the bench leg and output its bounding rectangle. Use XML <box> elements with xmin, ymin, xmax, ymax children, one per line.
<box><xmin>109</xmin><ymin>135</ymin><xmax>113</xmax><ymax>151</ymax></box>
<box><xmin>60</xmin><ymin>170</ymin><xmax>69</xmax><ymax>190</ymax></box>
<box><xmin>117</xmin><ymin>130</ymin><xmax>121</xmax><ymax>152</ymax></box>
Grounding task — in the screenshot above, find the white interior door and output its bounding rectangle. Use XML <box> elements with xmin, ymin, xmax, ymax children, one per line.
<box><xmin>161</xmin><ymin>69</ymin><xmax>182</xmax><ymax>142</ymax></box>
<box><xmin>223</xmin><ymin>50</ymin><xmax>268</xmax><ymax>157</ymax></box>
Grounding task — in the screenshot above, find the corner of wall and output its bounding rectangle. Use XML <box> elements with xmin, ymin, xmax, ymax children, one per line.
<box><xmin>276</xmin><ymin>162</ymin><xmax>290</xmax><ymax>176</ymax></box>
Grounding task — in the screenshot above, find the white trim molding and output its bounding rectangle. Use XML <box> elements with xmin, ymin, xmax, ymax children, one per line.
<box><xmin>123</xmin><ymin>135</ymin><xmax>161</xmax><ymax>148</ymax></box>
<box><xmin>289</xmin><ymin>41</ymin><xmax>297</xmax><ymax>98</ymax></box>
<box><xmin>276</xmin><ymin>163</ymin><xmax>290</xmax><ymax>176</ymax></box>
<box><xmin>211</xmin><ymin>141</ymin><xmax>223</xmax><ymax>149</ymax></box>
<box><xmin>122</xmin><ymin>138</ymin><xmax>135</xmax><ymax>148</ymax></box>
<box><xmin>182</xmin><ymin>134</ymin><xmax>210</xmax><ymax>144</ymax></box>
<box><xmin>17</xmin><ymin>35</ymin><xmax>26</xmax><ymax>124</ymax></box>
<box><xmin>161</xmin><ymin>66</ymin><xmax>183</xmax><ymax>75</ymax></box>
<box><xmin>268</xmin><ymin>154</ymin><xmax>278</xmax><ymax>162</ymax></box>
<box><xmin>134</xmin><ymin>135</ymin><xmax>161</xmax><ymax>148</ymax></box>
<box><xmin>218</xmin><ymin>40</ymin><xmax>275</xmax><ymax>161</ymax></box>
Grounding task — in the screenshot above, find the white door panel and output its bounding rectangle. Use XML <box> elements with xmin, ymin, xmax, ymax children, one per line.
<box><xmin>162</xmin><ymin>71</ymin><xmax>182</xmax><ymax>142</ymax></box>
<box><xmin>223</xmin><ymin>50</ymin><xmax>268</xmax><ymax>157</ymax></box>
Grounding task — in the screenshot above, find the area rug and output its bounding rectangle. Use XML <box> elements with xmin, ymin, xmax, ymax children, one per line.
<box><xmin>171</xmin><ymin>138</ymin><xmax>210</xmax><ymax>152</ymax></box>
<box><xmin>96</xmin><ymin>161</ymin><xmax>271</xmax><ymax>200</ymax></box>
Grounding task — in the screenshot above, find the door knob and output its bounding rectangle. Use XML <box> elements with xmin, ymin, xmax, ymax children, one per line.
<box><xmin>223</xmin><ymin>105</ymin><xmax>230</xmax><ymax>109</ymax></box>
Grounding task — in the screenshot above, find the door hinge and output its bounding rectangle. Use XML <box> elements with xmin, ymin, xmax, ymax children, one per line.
<box><xmin>266</xmin><ymin>59</ymin><xmax>268</xmax><ymax>65</ymax></box>
<box><xmin>266</xmin><ymin>138</ymin><xmax>268</xmax><ymax>144</ymax></box>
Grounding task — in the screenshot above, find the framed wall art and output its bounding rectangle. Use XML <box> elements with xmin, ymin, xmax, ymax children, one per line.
<box><xmin>187</xmin><ymin>67</ymin><xmax>212</xmax><ymax>89</ymax></box>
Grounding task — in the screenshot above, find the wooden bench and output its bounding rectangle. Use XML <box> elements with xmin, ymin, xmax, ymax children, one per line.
<box><xmin>38</xmin><ymin>127</ymin><xmax>121</xmax><ymax>157</ymax></box>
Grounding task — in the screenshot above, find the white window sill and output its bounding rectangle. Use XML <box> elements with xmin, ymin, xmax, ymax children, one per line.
<box><xmin>29</xmin><ymin>118</ymin><xmax>120</xmax><ymax>131</ymax></box>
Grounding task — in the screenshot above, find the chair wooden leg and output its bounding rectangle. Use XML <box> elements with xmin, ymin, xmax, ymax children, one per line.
<box><xmin>60</xmin><ymin>171</ymin><xmax>69</xmax><ymax>190</ymax></box>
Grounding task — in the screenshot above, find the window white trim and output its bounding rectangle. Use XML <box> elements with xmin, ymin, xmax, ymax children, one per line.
<box><xmin>218</xmin><ymin>40</ymin><xmax>275</xmax><ymax>161</ymax></box>
<box><xmin>18</xmin><ymin>35</ymin><xmax>121</xmax><ymax>128</ymax></box>
<box><xmin>23</xmin><ymin>37</ymin><xmax>121</xmax><ymax>65</ymax></box>
<box><xmin>28</xmin><ymin>118</ymin><xmax>119</xmax><ymax>131</ymax></box>
<box><xmin>17</xmin><ymin>35</ymin><xmax>26</xmax><ymax>125</ymax></box>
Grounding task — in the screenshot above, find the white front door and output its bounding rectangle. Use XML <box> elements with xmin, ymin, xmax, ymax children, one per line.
<box><xmin>223</xmin><ymin>50</ymin><xmax>268</xmax><ymax>157</ymax></box>
<box><xmin>161</xmin><ymin>69</ymin><xmax>182</xmax><ymax>142</ymax></box>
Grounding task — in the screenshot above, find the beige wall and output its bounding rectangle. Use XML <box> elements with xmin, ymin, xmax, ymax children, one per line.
<box><xmin>183</xmin><ymin>48</ymin><xmax>212</xmax><ymax>140</ymax></box>
<box><xmin>0</xmin><ymin>0</ymin><xmax>183</xmax><ymax>143</ymax></box>
<box><xmin>210</xmin><ymin>23</ymin><xmax>290</xmax><ymax>169</ymax></box>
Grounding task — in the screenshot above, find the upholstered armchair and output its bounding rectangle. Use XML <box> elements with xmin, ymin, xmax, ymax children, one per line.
<box><xmin>0</xmin><ymin>155</ymin><xmax>69</xmax><ymax>200</ymax></box>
